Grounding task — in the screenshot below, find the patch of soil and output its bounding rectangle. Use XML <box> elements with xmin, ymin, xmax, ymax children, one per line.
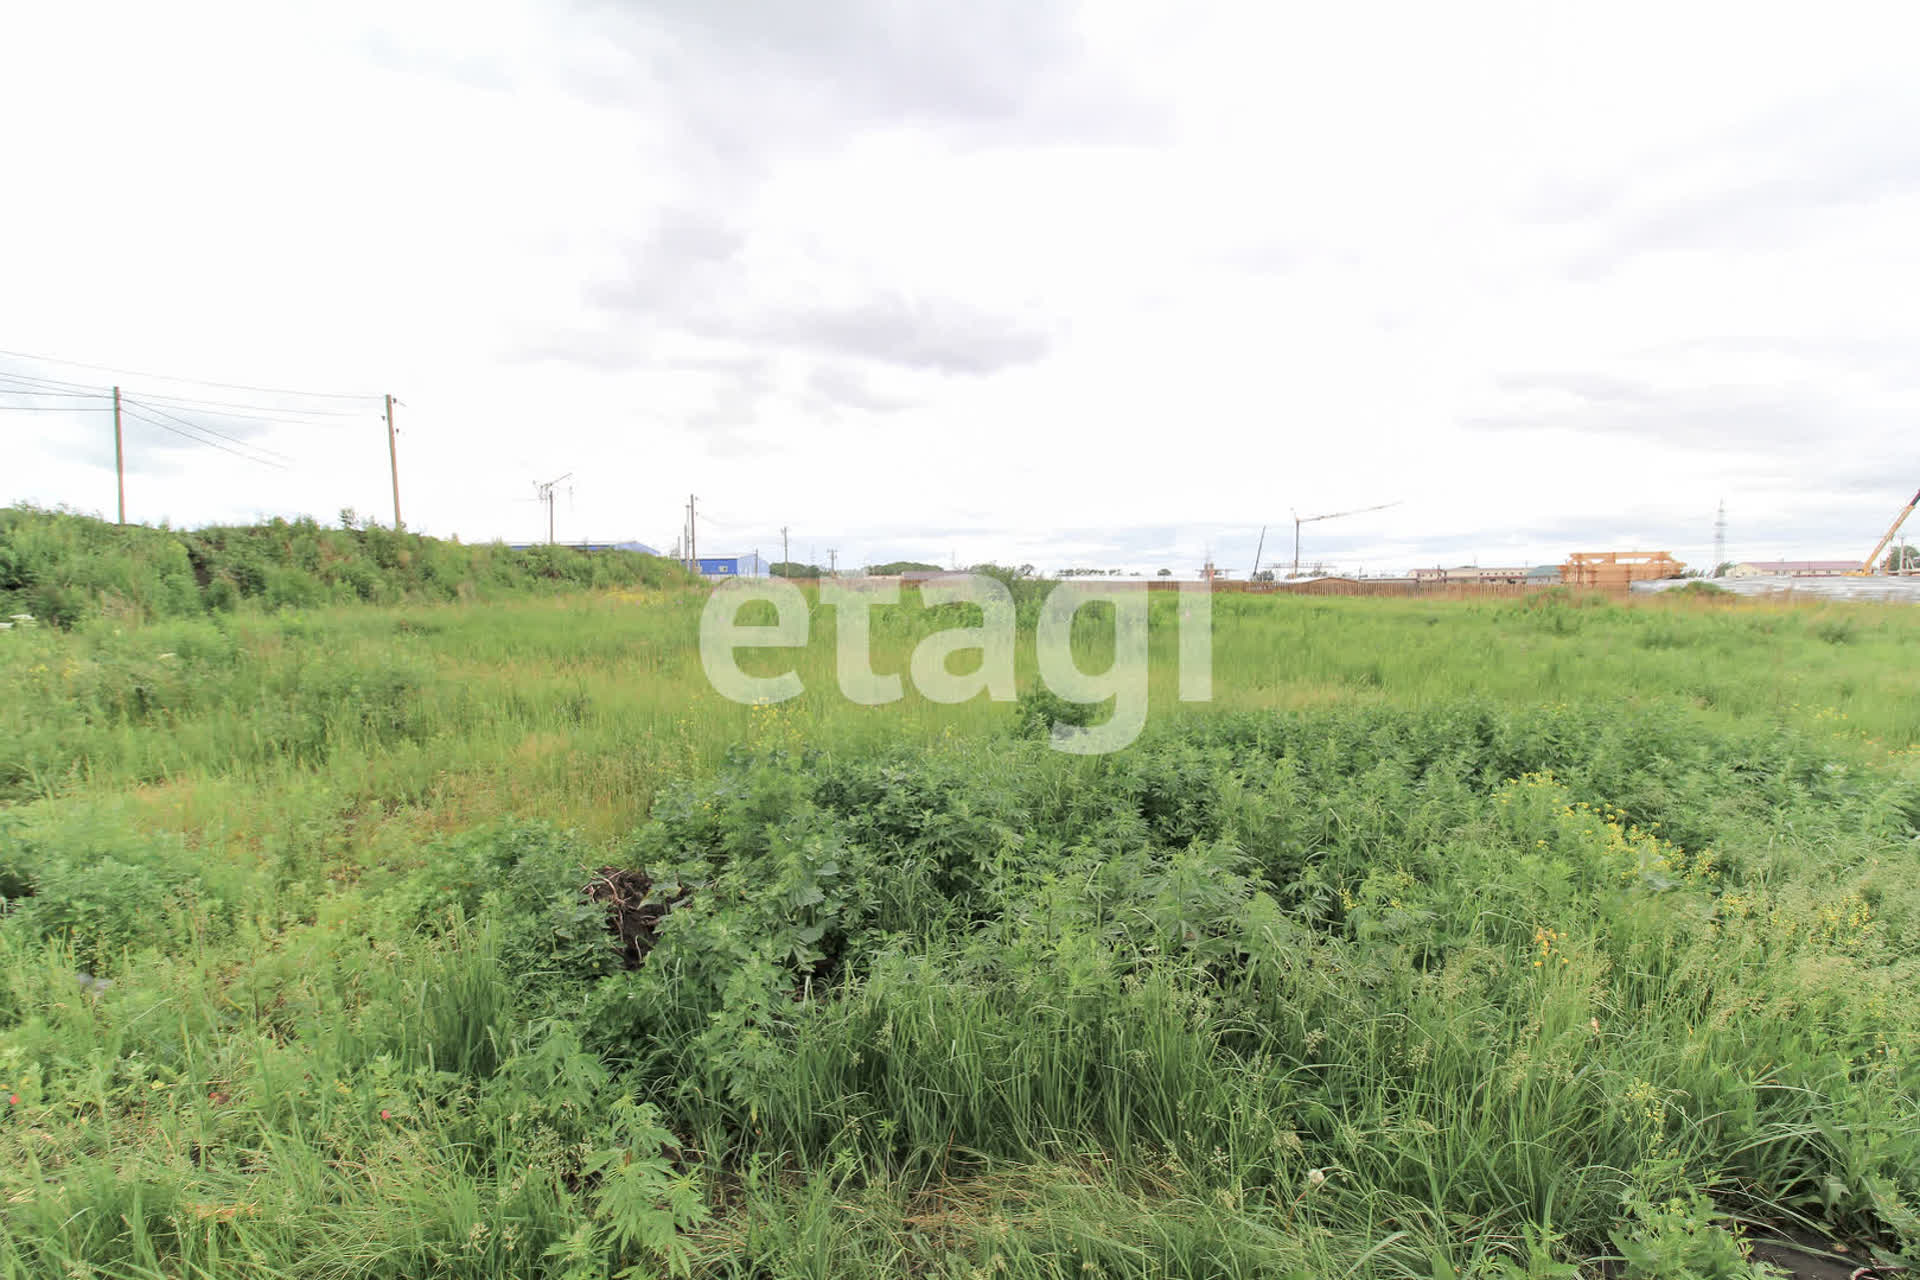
<box><xmin>1747</xmin><ymin>1233</ymin><xmax>1906</xmax><ymax>1280</ymax></box>
<box><xmin>583</xmin><ymin>866</ymin><xmax>688</xmax><ymax>968</ymax></box>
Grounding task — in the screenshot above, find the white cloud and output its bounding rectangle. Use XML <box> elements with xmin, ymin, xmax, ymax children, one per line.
<box><xmin>4</xmin><ymin>0</ymin><xmax>1919</xmax><ymax>572</ymax></box>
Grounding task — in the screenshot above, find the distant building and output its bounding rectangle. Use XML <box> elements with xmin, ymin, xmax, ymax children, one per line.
<box><xmin>1725</xmin><ymin>560</ymin><xmax>1857</xmax><ymax>579</ymax></box>
<box><xmin>1526</xmin><ymin>564</ymin><xmax>1562</xmax><ymax>585</ymax></box>
<box><xmin>697</xmin><ymin>556</ymin><xmax>744</xmax><ymax>578</ymax></box>
<box><xmin>1411</xmin><ymin>565</ymin><xmax>1531</xmax><ymax>584</ymax></box>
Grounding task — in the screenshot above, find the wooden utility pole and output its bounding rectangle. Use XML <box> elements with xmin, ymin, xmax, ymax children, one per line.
<box><xmin>384</xmin><ymin>394</ymin><xmax>402</xmax><ymax>530</ymax></box>
<box><xmin>780</xmin><ymin>526</ymin><xmax>789</xmax><ymax>576</ymax></box>
<box><xmin>535</xmin><ymin>473</ymin><xmax>572</xmax><ymax>545</ymax></box>
<box><xmin>112</xmin><ymin>386</ymin><xmax>125</xmax><ymax>524</ymax></box>
<box><xmin>687</xmin><ymin>494</ymin><xmax>697</xmax><ymax>569</ymax></box>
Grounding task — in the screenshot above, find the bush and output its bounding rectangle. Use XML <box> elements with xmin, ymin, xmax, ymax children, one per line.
<box><xmin>0</xmin><ymin>505</ymin><xmax>698</xmax><ymax>627</ymax></box>
<box><xmin>1613</xmin><ymin>1193</ymin><xmax>1778</xmax><ymax>1280</ymax></box>
<box><xmin>0</xmin><ymin>819</ymin><xmax>211</xmax><ymax>975</ymax></box>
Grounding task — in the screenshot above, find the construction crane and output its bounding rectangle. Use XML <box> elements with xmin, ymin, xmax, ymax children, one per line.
<box><xmin>1291</xmin><ymin>501</ymin><xmax>1401</xmax><ymax>578</ymax></box>
<box><xmin>1849</xmin><ymin>486</ymin><xmax>1920</xmax><ymax>576</ymax></box>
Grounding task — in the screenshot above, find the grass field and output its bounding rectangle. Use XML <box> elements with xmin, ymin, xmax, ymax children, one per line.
<box><xmin>2</xmin><ymin>581</ymin><xmax>1918</xmax><ymax>1278</ymax></box>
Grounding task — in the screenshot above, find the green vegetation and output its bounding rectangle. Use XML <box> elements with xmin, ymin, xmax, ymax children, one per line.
<box><xmin>864</xmin><ymin>561</ymin><xmax>942</xmax><ymax>575</ymax></box>
<box><xmin>2</xmin><ymin>579</ymin><xmax>1919</xmax><ymax>1277</ymax></box>
<box><xmin>1666</xmin><ymin>580</ymin><xmax>1732</xmax><ymax>599</ymax></box>
<box><xmin>0</xmin><ymin>506</ymin><xmax>694</xmax><ymax>628</ymax></box>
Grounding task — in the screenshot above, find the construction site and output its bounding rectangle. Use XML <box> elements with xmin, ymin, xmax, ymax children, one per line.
<box><xmin>1208</xmin><ymin>487</ymin><xmax>1920</xmax><ymax>602</ymax></box>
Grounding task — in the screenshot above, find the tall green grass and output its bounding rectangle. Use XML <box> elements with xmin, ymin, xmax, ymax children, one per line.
<box><xmin>0</xmin><ymin>504</ymin><xmax>695</xmax><ymax>627</ymax></box>
<box><xmin>2</xmin><ymin>582</ymin><xmax>1918</xmax><ymax>1275</ymax></box>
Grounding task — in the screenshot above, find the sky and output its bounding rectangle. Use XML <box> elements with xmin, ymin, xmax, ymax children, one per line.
<box><xmin>5</xmin><ymin>1</ymin><xmax>1919</xmax><ymax>575</ymax></box>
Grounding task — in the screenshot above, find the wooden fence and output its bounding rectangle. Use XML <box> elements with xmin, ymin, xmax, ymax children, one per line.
<box><xmin>1226</xmin><ymin>578</ymin><xmax>1618</xmax><ymax>599</ymax></box>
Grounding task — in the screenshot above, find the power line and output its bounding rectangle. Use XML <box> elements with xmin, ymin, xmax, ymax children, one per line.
<box><xmin>0</xmin><ymin>346</ymin><xmax>379</xmax><ymax>402</ymax></box>
<box><xmin>122</xmin><ymin>397</ymin><xmax>297</xmax><ymax>463</ymax></box>
<box><xmin>0</xmin><ymin>369</ymin><xmax>361</xmax><ymax>423</ymax></box>
<box><xmin>121</xmin><ymin>405</ymin><xmax>289</xmax><ymax>470</ymax></box>
<box><xmin>0</xmin><ymin>370</ymin><xmax>110</xmax><ymax>395</ymax></box>
<box><xmin>128</xmin><ymin>389</ymin><xmax>371</xmax><ymax>419</ymax></box>
<box><xmin>127</xmin><ymin>400</ymin><xmax>362</xmax><ymax>429</ymax></box>
<box><xmin>120</xmin><ymin>405</ymin><xmax>291</xmax><ymax>470</ymax></box>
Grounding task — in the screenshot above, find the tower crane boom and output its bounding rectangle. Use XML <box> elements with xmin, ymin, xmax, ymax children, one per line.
<box><xmin>1291</xmin><ymin>501</ymin><xmax>1402</xmax><ymax>578</ymax></box>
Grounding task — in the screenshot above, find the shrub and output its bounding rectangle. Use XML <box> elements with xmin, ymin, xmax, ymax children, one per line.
<box><xmin>0</xmin><ymin>505</ymin><xmax>697</xmax><ymax>627</ymax></box>
<box><xmin>0</xmin><ymin>821</ymin><xmax>207</xmax><ymax>975</ymax></box>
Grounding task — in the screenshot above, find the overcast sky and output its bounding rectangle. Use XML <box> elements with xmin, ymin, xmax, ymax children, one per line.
<box><xmin>6</xmin><ymin>1</ymin><xmax>1919</xmax><ymax>574</ymax></box>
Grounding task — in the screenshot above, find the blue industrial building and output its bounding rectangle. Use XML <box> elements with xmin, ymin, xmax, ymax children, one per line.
<box><xmin>692</xmin><ymin>553</ymin><xmax>769</xmax><ymax>578</ymax></box>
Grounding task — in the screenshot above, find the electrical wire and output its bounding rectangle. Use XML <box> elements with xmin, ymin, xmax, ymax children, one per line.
<box><xmin>119</xmin><ymin>405</ymin><xmax>291</xmax><ymax>470</ymax></box>
<box><xmin>127</xmin><ymin>389</ymin><xmax>371</xmax><ymax>419</ymax></box>
<box><xmin>123</xmin><ymin>397</ymin><xmax>360</xmax><ymax>432</ymax></box>
<box><xmin>122</xmin><ymin>397</ymin><xmax>297</xmax><ymax>464</ymax></box>
<box><xmin>0</xmin><ymin>346</ymin><xmax>379</xmax><ymax>402</ymax></box>
<box><xmin>0</xmin><ymin>370</ymin><xmax>108</xmax><ymax>395</ymax></box>
<box><xmin>0</xmin><ymin>374</ymin><xmax>366</xmax><ymax>432</ymax></box>
<box><xmin>121</xmin><ymin>405</ymin><xmax>290</xmax><ymax>470</ymax></box>
<box><xmin>0</xmin><ymin>370</ymin><xmax>365</xmax><ymax>423</ymax></box>
<box><xmin>144</xmin><ymin>407</ymin><xmax>370</xmax><ymax>429</ymax></box>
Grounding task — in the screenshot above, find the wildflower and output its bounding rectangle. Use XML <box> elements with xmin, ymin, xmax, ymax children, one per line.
<box><xmin>380</xmin><ymin>1109</ymin><xmax>392</xmax><ymax>1121</ymax></box>
<box><xmin>7</xmin><ymin>1095</ymin><xmax>16</xmax><ymax>1107</ymax></box>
